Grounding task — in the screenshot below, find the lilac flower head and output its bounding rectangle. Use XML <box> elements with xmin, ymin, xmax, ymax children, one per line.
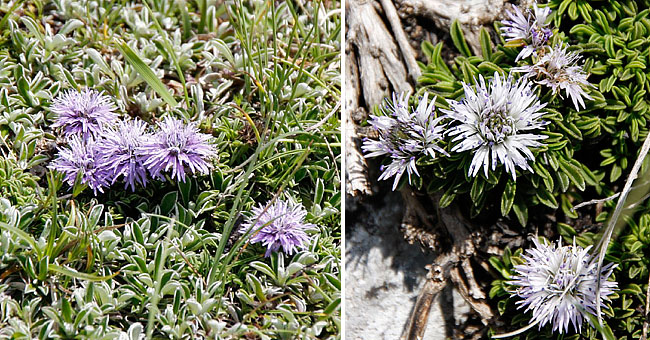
<box><xmin>514</xmin><ymin>44</ymin><xmax>593</xmax><ymax>111</ymax></box>
<box><xmin>510</xmin><ymin>238</ymin><xmax>618</xmax><ymax>334</ymax></box>
<box><xmin>362</xmin><ymin>92</ymin><xmax>449</xmax><ymax>190</ymax></box>
<box><xmin>97</xmin><ymin>119</ymin><xmax>150</xmax><ymax>191</ymax></box>
<box><xmin>49</xmin><ymin>136</ymin><xmax>110</xmax><ymax>195</ymax></box>
<box><xmin>139</xmin><ymin>117</ymin><xmax>216</xmax><ymax>182</ymax></box>
<box><xmin>241</xmin><ymin>199</ymin><xmax>314</xmax><ymax>257</ymax></box>
<box><xmin>441</xmin><ymin>72</ymin><xmax>547</xmax><ymax>180</ymax></box>
<box><xmin>51</xmin><ymin>89</ymin><xmax>118</xmax><ymax>140</ymax></box>
<box><xmin>501</xmin><ymin>2</ymin><xmax>553</xmax><ymax>61</ymax></box>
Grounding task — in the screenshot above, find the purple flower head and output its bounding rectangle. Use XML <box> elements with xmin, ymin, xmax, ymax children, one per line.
<box><xmin>514</xmin><ymin>44</ymin><xmax>594</xmax><ymax>111</ymax></box>
<box><xmin>49</xmin><ymin>136</ymin><xmax>111</xmax><ymax>195</ymax></box>
<box><xmin>139</xmin><ymin>117</ymin><xmax>216</xmax><ymax>182</ymax></box>
<box><xmin>510</xmin><ymin>238</ymin><xmax>618</xmax><ymax>334</ymax></box>
<box><xmin>240</xmin><ymin>199</ymin><xmax>314</xmax><ymax>257</ymax></box>
<box><xmin>97</xmin><ymin>119</ymin><xmax>151</xmax><ymax>191</ymax></box>
<box><xmin>362</xmin><ymin>92</ymin><xmax>449</xmax><ymax>190</ymax></box>
<box><xmin>441</xmin><ymin>72</ymin><xmax>548</xmax><ymax>180</ymax></box>
<box><xmin>51</xmin><ymin>89</ymin><xmax>118</xmax><ymax>140</ymax></box>
<box><xmin>501</xmin><ymin>2</ymin><xmax>553</xmax><ymax>61</ymax></box>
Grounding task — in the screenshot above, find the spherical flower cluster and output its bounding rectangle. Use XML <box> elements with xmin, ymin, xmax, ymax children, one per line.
<box><xmin>362</xmin><ymin>92</ymin><xmax>448</xmax><ymax>190</ymax></box>
<box><xmin>510</xmin><ymin>238</ymin><xmax>618</xmax><ymax>334</ymax></box>
<box><xmin>96</xmin><ymin>119</ymin><xmax>150</xmax><ymax>191</ymax></box>
<box><xmin>50</xmin><ymin>136</ymin><xmax>110</xmax><ymax>195</ymax></box>
<box><xmin>241</xmin><ymin>199</ymin><xmax>314</xmax><ymax>257</ymax></box>
<box><xmin>140</xmin><ymin>117</ymin><xmax>216</xmax><ymax>183</ymax></box>
<box><xmin>442</xmin><ymin>72</ymin><xmax>548</xmax><ymax>180</ymax></box>
<box><xmin>514</xmin><ymin>44</ymin><xmax>594</xmax><ymax>111</ymax></box>
<box><xmin>500</xmin><ymin>2</ymin><xmax>553</xmax><ymax>61</ymax></box>
<box><xmin>49</xmin><ymin>89</ymin><xmax>216</xmax><ymax>194</ymax></box>
<box><xmin>51</xmin><ymin>89</ymin><xmax>118</xmax><ymax>141</ymax></box>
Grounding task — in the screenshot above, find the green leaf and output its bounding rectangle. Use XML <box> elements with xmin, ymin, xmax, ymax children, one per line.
<box><xmin>610</xmin><ymin>164</ymin><xmax>622</xmax><ymax>182</ymax></box>
<box><xmin>115</xmin><ymin>42</ymin><xmax>178</xmax><ymax>107</ymax></box>
<box><xmin>620</xmin><ymin>283</ymin><xmax>643</xmax><ymax>295</ymax></box>
<box><xmin>178</xmin><ymin>180</ymin><xmax>192</xmax><ymax>206</ymax></box>
<box><xmin>501</xmin><ymin>180</ymin><xmax>516</xmax><ymax>216</ymax></box>
<box><xmin>49</xmin><ymin>264</ymin><xmax>118</xmax><ymax>281</ymax></box>
<box><xmin>61</xmin><ymin>298</ymin><xmax>73</xmax><ymax>323</ymax></box>
<box><xmin>512</xmin><ymin>200</ymin><xmax>528</xmax><ymax>226</ymax></box>
<box><xmin>0</xmin><ymin>222</ymin><xmax>41</xmax><ymax>258</ymax></box>
<box><xmin>17</xmin><ymin>78</ymin><xmax>34</xmax><ymax>107</ymax></box>
<box><xmin>439</xmin><ymin>190</ymin><xmax>456</xmax><ymax>208</ymax></box>
<box><xmin>488</xmin><ymin>257</ymin><xmax>510</xmax><ymax>279</ymax></box>
<box><xmin>479</xmin><ymin>27</ymin><xmax>492</xmax><ymax>60</ymax></box>
<box><xmin>557</xmin><ymin>222</ymin><xmax>577</xmax><ymax>237</ymax></box>
<box><xmin>160</xmin><ymin>191</ymin><xmax>178</xmax><ymax>215</ymax></box>
<box><xmin>314</xmin><ymin>178</ymin><xmax>324</xmax><ymax>205</ymax></box>
<box><xmin>323</xmin><ymin>297</ymin><xmax>341</xmax><ymax>316</ymax></box>
<box><xmin>450</xmin><ymin>20</ymin><xmax>472</xmax><ymax>57</ymax></box>
<box><xmin>536</xmin><ymin>188</ymin><xmax>558</xmax><ymax>209</ymax></box>
<box><xmin>477</xmin><ymin>61</ymin><xmax>504</xmax><ymax>75</ymax></box>
<box><xmin>558</xmin><ymin>158</ymin><xmax>586</xmax><ymax>191</ymax></box>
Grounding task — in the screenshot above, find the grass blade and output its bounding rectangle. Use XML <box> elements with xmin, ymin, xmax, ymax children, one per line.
<box><xmin>115</xmin><ymin>41</ymin><xmax>178</xmax><ymax>107</ymax></box>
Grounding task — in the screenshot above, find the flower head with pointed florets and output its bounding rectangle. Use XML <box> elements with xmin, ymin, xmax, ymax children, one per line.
<box><xmin>97</xmin><ymin>119</ymin><xmax>151</xmax><ymax>191</ymax></box>
<box><xmin>139</xmin><ymin>117</ymin><xmax>216</xmax><ymax>182</ymax></box>
<box><xmin>51</xmin><ymin>89</ymin><xmax>118</xmax><ymax>140</ymax></box>
<box><xmin>362</xmin><ymin>92</ymin><xmax>449</xmax><ymax>190</ymax></box>
<box><xmin>241</xmin><ymin>199</ymin><xmax>314</xmax><ymax>257</ymax></box>
<box><xmin>514</xmin><ymin>44</ymin><xmax>593</xmax><ymax>111</ymax></box>
<box><xmin>510</xmin><ymin>238</ymin><xmax>618</xmax><ymax>334</ymax></box>
<box><xmin>501</xmin><ymin>2</ymin><xmax>552</xmax><ymax>61</ymax></box>
<box><xmin>49</xmin><ymin>136</ymin><xmax>111</xmax><ymax>195</ymax></box>
<box><xmin>441</xmin><ymin>72</ymin><xmax>547</xmax><ymax>180</ymax></box>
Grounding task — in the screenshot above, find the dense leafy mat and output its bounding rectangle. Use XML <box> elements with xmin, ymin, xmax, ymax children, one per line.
<box><xmin>0</xmin><ymin>0</ymin><xmax>341</xmax><ymax>338</ymax></box>
<box><xmin>361</xmin><ymin>0</ymin><xmax>649</xmax><ymax>338</ymax></box>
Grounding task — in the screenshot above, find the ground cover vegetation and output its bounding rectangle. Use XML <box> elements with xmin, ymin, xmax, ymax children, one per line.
<box><xmin>0</xmin><ymin>0</ymin><xmax>341</xmax><ymax>338</ymax></box>
<box><xmin>361</xmin><ymin>0</ymin><xmax>649</xmax><ymax>338</ymax></box>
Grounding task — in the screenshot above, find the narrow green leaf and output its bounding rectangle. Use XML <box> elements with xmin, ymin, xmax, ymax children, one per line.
<box><xmin>558</xmin><ymin>158</ymin><xmax>586</xmax><ymax>191</ymax></box>
<box><xmin>314</xmin><ymin>178</ymin><xmax>324</xmax><ymax>205</ymax></box>
<box><xmin>450</xmin><ymin>20</ymin><xmax>472</xmax><ymax>57</ymax></box>
<box><xmin>536</xmin><ymin>188</ymin><xmax>558</xmax><ymax>209</ymax></box>
<box><xmin>115</xmin><ymin>42</ymin><xmax>178</xmax><ymax>107</ymax></box>
<box><xmin>49</xmin><ymin>264</ymin><xmax>118</xmax><ymax>281</ymax></box>
<box><xmin>501</xmin><ymin>180</ymin><xmax>516</xmax><ymax>216</ymax></box>
<box><xmin>512</xmin><ymin>200</ymin><xmax>528</xmax><ymax>226</ymax></box>
<box><xmin>439</xmin><ymin>190</ymin><xmax>456</xmax><ymax>208</ymax></box>
<box><xmin>479</xmin><ymin>27</ymin><xmax>492</xmax><ymax>60</ymax></box>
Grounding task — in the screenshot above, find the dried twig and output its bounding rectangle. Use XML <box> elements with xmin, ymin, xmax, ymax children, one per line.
<box><xmin>400</xmin><ymin>257</ymin><xmax>454</xmax><ymax>340</ymax></box>
<box><xmin>379</xmin><ymin>0</ymin><xmax>421</xmax><ymax>83</ymax></box>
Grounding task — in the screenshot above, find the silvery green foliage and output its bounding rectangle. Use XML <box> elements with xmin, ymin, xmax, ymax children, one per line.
<box><xmin>0</xmin><ymin>0</ymin><xmax>340</xmax><ymax>338</ymax></box>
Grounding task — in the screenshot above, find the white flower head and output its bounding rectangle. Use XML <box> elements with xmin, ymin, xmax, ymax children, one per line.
<box><xmin>510</xmin><ymin>238</ymin><xmax>618</xmax><ymax>334</ymax></box>
<box><xmin>501</xmin><ymin>2</ymin><xmax>553</xmax><ymax>61</ymax></box>
<box><xmin>514</xmin><ymin>44</ymin><xmax>594</xmax><ymax>111</ymax></box>
<box><xmin>362</xmin><ymin>92</ymin><xmax>449</xmax><ymax>190</ymax></box>
<box><xmin>442</xmin><ymin>72</ymin><xmax>547</xmax><ymax>180</ymax></box>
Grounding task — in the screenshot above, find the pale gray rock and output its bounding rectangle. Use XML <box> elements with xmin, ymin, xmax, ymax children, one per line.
<box><xmin>345</xmin><ymin>191</ymin><xmax>470</xmax><ymax>339</ymax></box>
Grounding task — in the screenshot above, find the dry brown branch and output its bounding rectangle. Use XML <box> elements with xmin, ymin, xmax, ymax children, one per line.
<box><xmin>344</xmin><ymin>46</ymin><xmax>371</xmax><ymax>196</ymax></box>
<box><xmin>450</xmin><ymin>266</ymin><xmax>493</xmax><ymax>324</ymax></box>
<box><xmin>346</xmin><ymin>0</ymin><xmax>411</xmax><ymax>108</ymax></box>
<box><xmin>379</xmin><ymin>0</ymin><xmax>421</xmax><ymax>82</ymax></box>
<box><xmin>400</xmin><ymin>262</ymin><xmax>448</xmax><ymax>340</ymax></box>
